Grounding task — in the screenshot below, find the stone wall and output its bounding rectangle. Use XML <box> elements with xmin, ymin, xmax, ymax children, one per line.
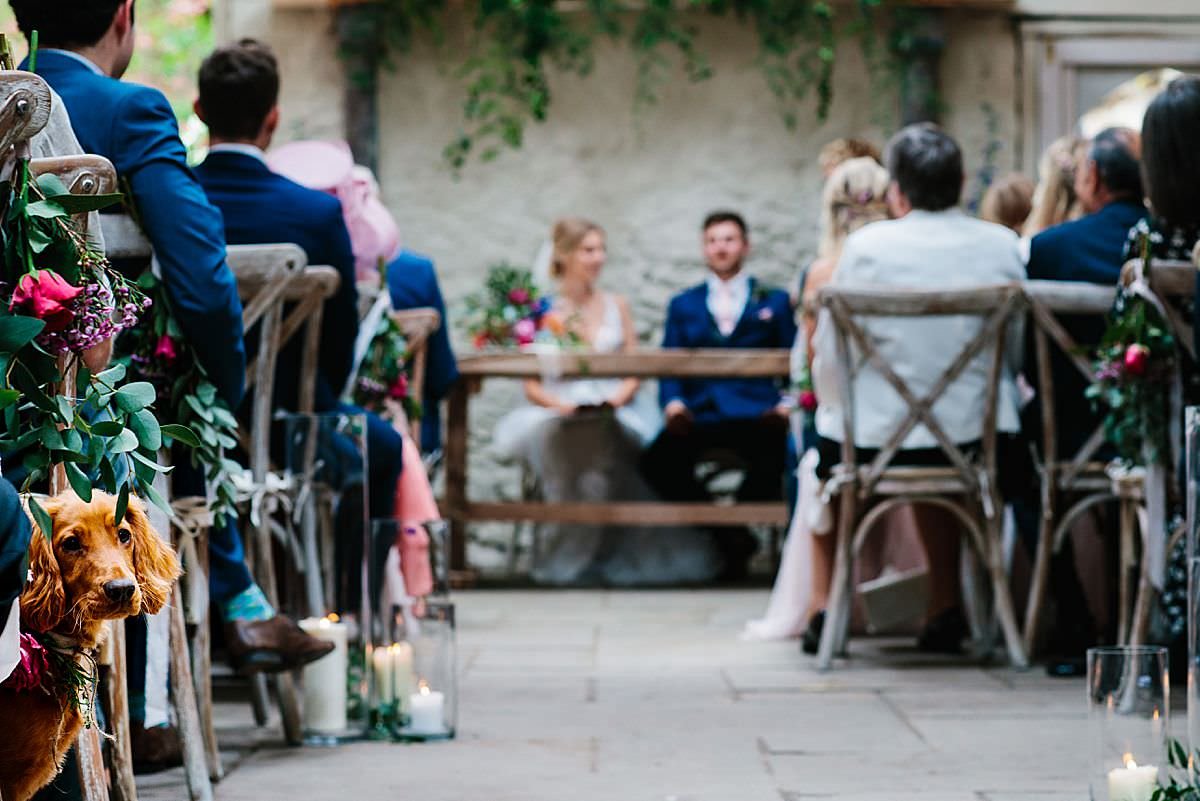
<box><xmin>218</xmin><ymin>4</ymin><xmax>1019</xmax><ymax>566</ymax></box>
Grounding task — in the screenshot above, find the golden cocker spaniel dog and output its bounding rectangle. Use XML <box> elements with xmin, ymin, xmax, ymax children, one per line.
<box><xmin>0</xmin><ymin>491</ymin><xmax>181</xmax><ymax>801</ymax></box>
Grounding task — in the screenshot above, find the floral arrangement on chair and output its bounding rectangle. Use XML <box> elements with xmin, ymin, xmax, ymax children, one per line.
<box><xmin>0</xmin><ymin>162</ymin><xmax>188</xmax><ymax>526</ymax></box>
<box><xmin>464</xmin><ymin>264</ymin><xmax>575</xmax><ymax>349</ymax></box>
<box><xmin>1087</xmin><ymin>238</ymin><xmax>1177</xmax><ymax>466</ymax></box>
<box><xmin>352</xmin><ymin>314</ymin><xmax>421</xmax><ymax>421</ymax></box>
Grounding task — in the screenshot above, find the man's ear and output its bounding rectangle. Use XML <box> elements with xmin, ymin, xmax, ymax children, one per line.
<box><xmin>114</xmin><ymin>0</ymin><xmax>135</xmax><ymax>38</ymax></box>
<box><xmin>259</xmin><ymin>106</ymin><xmax>281</xmax><ymax>148</ymax></box>
<box><xmin>193</xmin><ymin>99</ymin><xmax>208</xmax><ymax>125</ymax></box>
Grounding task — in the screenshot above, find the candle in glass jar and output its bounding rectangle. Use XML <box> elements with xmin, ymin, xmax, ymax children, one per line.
<box><xmin>298</xmin><ymin>615</ymin><xmax>348</xmax><ymax>734</ymax></box>
<box><xmin>1107</xmin><ymin>754</ymin><xmax>1158</xmax><ymax>801</ymax></box>
<box><xmin>372</xmin><ymin>642</ymin><xmax>414</xmax><ymax>707</ymax></box>
<box><xmin>407</xmin><ymin>681</ymin><xmax>446</xmax><ymax>735</ymax></box>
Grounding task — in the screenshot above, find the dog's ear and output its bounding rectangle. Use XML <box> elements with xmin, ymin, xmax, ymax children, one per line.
<box><xmin>20</xmin><ymin>497</ymin><xmax>65</xmax><ymax>633</ymax></box>
<box><xmin>126</xmin><ymin>497</ymin><xmax>181</xmax><ymax>616</ymax></box>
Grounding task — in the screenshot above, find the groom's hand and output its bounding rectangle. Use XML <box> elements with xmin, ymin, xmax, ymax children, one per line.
<box><xmin>664</xmin><ymin>401</ymin><xmax>693</xmax><ymax>436</ymax></box>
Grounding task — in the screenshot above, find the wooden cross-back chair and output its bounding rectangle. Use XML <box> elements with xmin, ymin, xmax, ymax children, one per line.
<box><xmin>814</xmin><ymin>283</ymin><xmax>1029</xmax><ymax>670</ymax></box>
<box><xmin>1019</xmin><ymin>280</ymin><xmax>1124</xmax><ymax>656</ymax></box>
<box><xmin>1109</xmin><ymin>252</ymin><xmax>1200</xmax><ymax>649</ymax></box>
<box><xmin>390</xmin><ymin>307</ymin><xmax>442</xmax><ymax>450</ymax></box>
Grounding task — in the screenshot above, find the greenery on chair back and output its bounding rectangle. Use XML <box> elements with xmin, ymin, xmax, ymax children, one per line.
<box><xmin>340</xmin><ymin>0</ymin><xmax>897</xmax><ymax>168</ymax></box>
<box><xmin>0</xmin><ymin>162</ymin><xmax>191</xmax><ymax>529</ymax></box>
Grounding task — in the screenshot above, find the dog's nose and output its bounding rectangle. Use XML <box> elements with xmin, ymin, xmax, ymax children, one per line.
<box><xmin>103</xmin><ymin>579</ymin><xmax>136</xmax><ymax>604</ymax></box>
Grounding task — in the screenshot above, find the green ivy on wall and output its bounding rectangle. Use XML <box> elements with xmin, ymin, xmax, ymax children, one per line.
<box><xmin>341</xmin><ymin>0</ymin><xmax>899</xmax><ymax>169</ymax></box>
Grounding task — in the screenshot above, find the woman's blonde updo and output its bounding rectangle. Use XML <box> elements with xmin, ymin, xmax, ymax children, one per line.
<box><xmin>550</xmin><ymin>217</ymin><xmax>604</xmax><ymax>279</ymax></box>
<box><xmin>818</xmin><ymin>156</ymin><xmax>891</xmax><ymax>260</ymax></box>
<box><xmin>1023</xmin><ymin>135</ymin><xmax>1085</xmax><ymax>237</ymax></box>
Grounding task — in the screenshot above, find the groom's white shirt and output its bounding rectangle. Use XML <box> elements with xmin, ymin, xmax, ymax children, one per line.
<box><xmin>812</xmin><ymin>208</ymin><xmax>1025</xmax><ymax>450</ymax></box>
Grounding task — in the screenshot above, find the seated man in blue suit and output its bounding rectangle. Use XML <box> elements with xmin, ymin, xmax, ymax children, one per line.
<box><xmin>1022</xmin><ymin>127</ymin><xmax>1145</xmax><ymax>676</ymax></box>
<box><xmin>385</xmin><ymin>250</ymin><xmax>460</xmax><ymax>453</ymax></box>
<box><xmin>193</xmin><ymin>40</ymin><xmax>403</xmax><ymax>533</ymax></box>
<box><xmin>642</xmin><ymin>211</ymin><xmax>797</xmax><ymax>579</ymax></box>
<box><xmin>10</xmin><ymin>0</ymin><xmax>333</xmax><ymax>772</ymax></box>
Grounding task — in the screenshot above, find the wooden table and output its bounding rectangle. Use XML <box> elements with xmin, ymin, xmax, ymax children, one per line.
<box><xmin>444</xmin><ymin>348</ymin><xmax>793</xmax><ymax>575</ymax></box>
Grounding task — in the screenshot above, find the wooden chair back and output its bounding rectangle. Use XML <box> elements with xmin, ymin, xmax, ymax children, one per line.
<box><xmin>0</xmin><ymin>70</ymin><xmax>51</xmax><ymax>154</ymax></box>
<box><xmin>1120</xmin><ymin>256</ymin><xmax>1197</xmax><ymax>359</ymax></box>
<box><xmin>277</xmin><ymin>265</ymin><xmax>341</xmax><ymax>414</ymax></box>
<box><xmin>817</xmin><ymin>283</ymin><xmax>1024</xmax><ymax>497</ymax></box>
<box><xmin>1021</xmin><ymin>280</ymin><xmax>1117</xmax><ymax>486</ymax></box>
<box><xmin>391</xmin><ymin>307</ymin><xmax>441</xmax><ymax>448</ymax></box>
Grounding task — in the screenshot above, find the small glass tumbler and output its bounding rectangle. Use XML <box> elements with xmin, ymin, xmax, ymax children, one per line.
<box><xmin>1087</xmin><ymin>645</ymin><xmax>1169</xmax><ymax>801</ymax></box>
<box><xmin>397</xmin><ymin>599</ymin><xmax>457</xmax><ymax>742</ymax></box>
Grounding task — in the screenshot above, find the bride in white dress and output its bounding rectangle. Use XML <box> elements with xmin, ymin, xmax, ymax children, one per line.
<box><xmin>494</xmin><ymin>218</ymin><xmax>722</xmax><ymax>586</ymax></box>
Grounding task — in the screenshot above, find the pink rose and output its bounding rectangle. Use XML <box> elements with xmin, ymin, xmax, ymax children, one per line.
<box><xmin>1124</xmin><ymin>344</ymin><xmax>1150</xmax><ymax>376</ymax></box>
<box><xmin>508</xmin><ymin>288</ymin><xmax>531</xmax><ymax>305</ymax></box>
<box><xmin>388</xmin><ymin>374</ymin><xmax>410</xmax><ymax>400</ymax></box>
<box><xmin>10</xmin><ymin>633</ymin><xmax>49</xmax><ymax>692</ymax></box>
<box><xmin>9</xmin><ymin>270</ymin><xmax>83</xmax><ymax>333</ymax></box>
<box><xmin>514</xmin><ymin>318</ymin><xmax>537</xmax><ymax>345</ymax></box>
<box><xmin>799</xmin><ymin>390</ymin><xmax>818</xmax><ymax>413</ymax></box>
<box><xmin>154</xmin><ymin>334</ymin><xmax>178</xmax><ymax>363</ymax></box>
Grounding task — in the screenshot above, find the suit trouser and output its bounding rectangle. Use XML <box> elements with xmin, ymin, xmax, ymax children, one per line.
<box><xmin>642</xmin><ymin>416</ymin><xmax>791</xmax><ymax>504</ymax></box>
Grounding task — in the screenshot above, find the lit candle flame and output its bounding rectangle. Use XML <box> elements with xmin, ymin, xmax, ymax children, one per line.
<box><xmin>419</xmin><ymin>681</ymin><xmax>431</xmax><ymax>696</ymax></box>
<box><xmin>326</xmin><ymin>613</ymin><xmax>340</xmax><ymax>623</ymax></box>
<box><xmin>1124</xmin><ymin>753</ymin><xmax>1137</xmax><ymax>769</ymax></box>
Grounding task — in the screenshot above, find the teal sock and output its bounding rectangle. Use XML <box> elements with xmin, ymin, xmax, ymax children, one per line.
<box><xmin>221</xmin><ymin>584</ymin><xmax>276</xmax><ymax>622</ymax></box>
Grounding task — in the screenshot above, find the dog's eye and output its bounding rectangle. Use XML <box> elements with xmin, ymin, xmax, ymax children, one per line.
<box><xmin>60</xmin><ymin>536</ymin><xmax>82</xmax><ymax>553</ymax></box>
<box><xmin>118</xmin><ymin>529</ymin><xmax>132</xmax><ymax>545</ymax></box>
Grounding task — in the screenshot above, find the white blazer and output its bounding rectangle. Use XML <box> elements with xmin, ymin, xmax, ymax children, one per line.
<box><xmin>812</xmin><ymin>209</ymin><xmax>1025</xmax><ymax>451</ymax></box>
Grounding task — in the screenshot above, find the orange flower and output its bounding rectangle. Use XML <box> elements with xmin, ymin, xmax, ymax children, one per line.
<box><xmin>543</xmin><ymin>312</ymin><xmax>567</xmax><ymax>337</ymax></box>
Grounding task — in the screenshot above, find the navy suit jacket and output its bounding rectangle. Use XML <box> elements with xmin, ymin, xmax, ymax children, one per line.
<box><xmin>27</xmin><ymin>50</ymin><xmax>247</xmax><ymax>407</ymax></box>
<box><xmin>660</xmin><ymin>278</ymin><xmax>796</xmax><ymax>424</ymax></box>
<box><xmin>1024</xmin><ymin>199</ymin><xmax>1145</xmax><ymax>457</ymax></box>
<box><xmin>195</xmin><ymin>151</ymin><xmax>359</xmax><ymax>414</ymax></box>
<box><xmin>385</xmin><ymin>250</ymin><xmax>460</xmax><ymax>450</ymax></box>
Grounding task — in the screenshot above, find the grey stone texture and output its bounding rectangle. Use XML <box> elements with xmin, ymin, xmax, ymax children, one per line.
<box><xmin>140</xmin><ymin>590</ymin><xmax>1099</xmax><ymax>800</ymax></box>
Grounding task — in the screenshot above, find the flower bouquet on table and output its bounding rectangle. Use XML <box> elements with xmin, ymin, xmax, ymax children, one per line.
<box><xmin>464</xmin><ymin>264</ymin><xmax>578</xmax><ymax>350</ymax></box>
<box><xmin>0</xmin><ymin>162</ymin><xmax>192</xmax><ymax>524</ymax></box>
<box><xmin>352</xmin><ymin>314</ymin><xmax>421</xmax><ymax>423</ymax></box>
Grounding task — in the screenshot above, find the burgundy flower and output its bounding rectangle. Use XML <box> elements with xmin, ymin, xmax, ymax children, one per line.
<box><xmin>9</xmin><ymin>633</ymin><xmax>49</xmax><ymax>692</ymax></box>
<box><xmin>508</xmin><ymin>288</ymin><xmax>531</xmax><ymax>305</ymax></box>
<box><xmin>10</xmin><ymin>270</ymin><xmax>83</xmax><ymax>333</ymax></box>
<box><xmin>1124</xmin><ymin>344</ymin><xmax>1150</xmax><ymax>377</ymax></box>
<box><xmin>388</xmin><ymin>374</ymin><xmax>409</xmax><ymax>400</ymax></box>
<box><xmin>799</xmin><ymin>390</ymin><xmax>818</xmax><ymax>413</ymax></box>
<box><xmin>154</xmin><ymin>334</ymin><xmax>178</xmax><ymax>363</ymax></box>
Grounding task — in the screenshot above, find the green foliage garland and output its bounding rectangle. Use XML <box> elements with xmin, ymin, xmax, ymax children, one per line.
<box><xmin>341</xmin><ymin>0</ymin><xmax>887</xmax><ymax>168</ymax></box>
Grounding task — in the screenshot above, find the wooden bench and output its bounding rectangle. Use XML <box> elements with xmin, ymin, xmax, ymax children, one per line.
<box><xmin>443</xmin><ymin>348</ymin><xmax>791</xmax><ymax>577</ymax></box>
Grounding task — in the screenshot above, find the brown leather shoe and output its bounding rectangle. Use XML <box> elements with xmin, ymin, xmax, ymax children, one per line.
<box><xmin>130</xmin><ymin>722</ymin><xmax>183</xmax><ymax>775</ymax></box>
<box><xmin>225</xmin><ymin>615</ymin><xmax>336</xmax><ymax>675</ymax></box>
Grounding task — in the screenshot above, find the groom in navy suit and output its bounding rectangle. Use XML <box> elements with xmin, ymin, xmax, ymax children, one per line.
<box><xmin>643</xmin><ymin>211</ymin><xmax>797</xmax><ymax>577</ymax></box>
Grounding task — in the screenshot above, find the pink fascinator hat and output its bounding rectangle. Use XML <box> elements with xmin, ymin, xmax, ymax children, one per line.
<box><xmin>268</xmin><ymin>140</ymin><xmax>402</xmax><ymax>280</ymax></box>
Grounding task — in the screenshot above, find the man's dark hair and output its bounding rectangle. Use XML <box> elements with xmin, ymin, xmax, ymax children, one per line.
<box><xmin>1142</xmin><ymin>75</ymin><xmax>1200</xmax><ymax>226</ymax></box>
<box><xmin>9</xmin><ymin>0</ymin><xmax>130</xmax><ymax>49</ymax></box>
<box><xmin>702</xmin><ymin>211</ymin><xmax>748</xmax><ymax>238</ymax></box>
<box><xmin>1089</xmin><ymin>127</ymin><xmax>1143</xmax><ymax>201</ymax></box>
<box><xmin>197</xmin><ymin>39</ymin><xmax>280</xmax><ymax>141</ymax></box>
<box><xmin>884</xmin><ymin>123</ymin><xmax>964</xmax><ymax>211</ymax></box>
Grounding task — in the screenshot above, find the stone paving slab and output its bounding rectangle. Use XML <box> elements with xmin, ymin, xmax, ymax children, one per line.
<box><xmin>135</xmin><ymin>589</ymin><xmax>1093</xmax><ymax>801</ymax></box>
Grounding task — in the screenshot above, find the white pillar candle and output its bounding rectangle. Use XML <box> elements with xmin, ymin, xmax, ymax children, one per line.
<box><xmin>372</xmin><ymin>642</ymin><xmax>415</xmax><ymax>708</ymax></box>
<box><xmin>407</xmin><ymin>681</ymin><xmax>446</xmax><ymax>735</ymax></box>
<box><xmin>299</xmin><ymin>615</ymin><xmax>348</xmax><ymax>734</ymax></box>
<box><xmin>1107</xmin><ymin>755</ymin><xmax>1158</xmax><ymax>801</ymax></box>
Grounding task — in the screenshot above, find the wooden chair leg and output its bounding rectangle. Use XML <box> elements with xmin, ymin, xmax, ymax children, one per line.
<box><xmin>1117</xmin><ymin>497</ymin><xmax>1138</xmax><ymax>644</ymax></box>
<box><xmin>817</xmin><ymin>490</ymin><xmax>856</xmax><ymax>671</ymax></box>
<box><xmin>106</xmin><ymin>620</ymin><xmax>137</xmax><ymax>801</ymax></box>
<box><xmin>77</xmin><ymin>726</ymin><xmax>111</xmax><ymax>801</ymax></box>
<box><xmin>187</xmin><ymin>532</ymin><xmax>223</xmax><ymax>782</ymax></box>
<box><xmin>986</xmin><ymin>513</ymin><xmax>1029</xmax><ymax>669</ymax></box>
<box><xmin>275</xmin><ymin>673</ymin><xmax>304</xmax><ymax>746</ymax></box>
<box><xmin>169</xmin><ymin>588</ymin><xmax>214</xmax><ymax>801</ymax></box>
<box><xmin>1022</xmin><ymin>493</ymin><xmax>1056</xmax><ymax>657</ymax></box>
<box><xmin>250</xmin><ymin>675</ymin><xmax>271</xmax><ymax>727</ymax></box>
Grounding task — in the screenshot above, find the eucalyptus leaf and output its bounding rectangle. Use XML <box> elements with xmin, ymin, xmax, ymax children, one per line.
<box><xmin>185</xmin><ymin>395</ymin><xmax>214</xmax><ymax>423</ymax></box>
<box><xmin>0</xmin><ymin>315</ymin><xmax>46</xmax><ymax>353</ymax></box>
<box><xmin>0</xmin><ymin>388</ymin><xmax>20</xmax><ymax>411</ymax></box>
<box><xmin>90</xmin><ymin>420</ymin><xmax>124</xmax><ymax>437</ymax></box>
<box><xmin>114</xmin><ymin>483</ymin><xmax>130</xmax><ymax>526</ymax></box>
<box><xmin>38</xmin><ymin>192</ymin><xmax>123</xmax><ymax>215</ymax></box>
<box><xmin>28</xmin><ymin>497</ymin><xmax>54</xmax><ymax>544</ymax></box>
<box><xmin>66</xmin><ymin>463</ymin><xmax>93</xmax><ymax>502</ymax></box>
<box><xmin>96</xmin><ymin>364</ymin><xmax>127</xmax><ymax>386</ymax></box>
<box><xmin>160</xmin><ymin>424</ymin><xmax>201</xmax><ymax>448</ymax></box>
<box><xmin>39</xmin><ymin>426</ymin><xmax>65</xmax><ymax>451</ymax></box>
<box><xmin>23</xmin><ymin>199</ymin><xmax>69</xmax><ymax>219</ymax></box>
<box><xmin>110</xmin><ymin>428</ymin><xmax>140</xmax><ymax>453</ymax></box>
<box><xmin>114</xmin><ymin>382</ymin><xmax>156</xmax><ymax>412</ymax></box>
<box><xmin>140</xmin><ymin>481</ymin><xmax>171</xmax><ymax>517</ymax></box>
<box><xmin>98</xmin><ymin>455</ymin><xmax>116</xmax><ymax>492</ymax></box>
<box><xmin>129</xmin><ymin>409</ymin><xmax>162</xmax><ymax>451</ymax></box>
<box><xmin>131</xmin><ymin>450</ymin><xmax>171</xmax><ymax>474</ymax></box>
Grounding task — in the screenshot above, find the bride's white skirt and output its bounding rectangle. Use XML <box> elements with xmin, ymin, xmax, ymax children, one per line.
<box><xmin>493</xmin><ymin>398</ymin><xmax>722</xmax><ymax>586</ymax></box>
